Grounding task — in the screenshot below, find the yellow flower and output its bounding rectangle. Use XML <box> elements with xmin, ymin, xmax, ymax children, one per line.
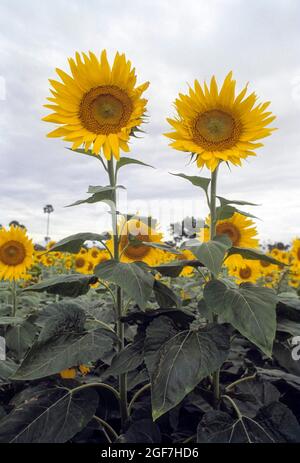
<box><xmin>41</xmin><ymin>254</ymin><xmax>56</xmax><ymax>267</ymax></box>
<box><xmin>78</xmin><ymin>365</ymin><xmax>90</xmax><ymax>375</ymax></box>
<box><xmin>0</xmin><ymin>226</ymin><xmax>34</xmax><ymax>281</ymax></box>
<box><xmin>95</xmin><ymin>249</ymin><xmax>110</xmax><ymax>265</ymax></box>
<box><xmin>204</xmin><ymin>213</ymin><xmax>258</xmax><ymax>248</ymax></box>
<box><xmin>59</xmin><ymin>368</ymin><xmax>77</xmax><ymax>379</ymax></box>
<box><xmin>228</xmin><ymin>258</ymin><xmax>260</xmax><ymax>284</ymax></box>
<box><xmin>43</xmin><ymin>50</ymin><xmax>149</xmax><ymax>160</ymax></box>
<box><xmin>291</xmin><ymin>238</ymin><xmax>300</xmax><ymax>269</ymax></box>
<box><xmin>107</xmin><ymin>218</ymin><xmax>164</xmax><ymax>265</ymax></box>
<box><xmin>74</xmin><ymin>254</ymin><xmax>89</xmax><ymax>273</ymax></box>
<box><xmin>165</xmin><ymin>72</ymin><xmax>275</xmax><ymax>171</ymax></box>
<box><xmin>178</xmin><ymin>249</ymin><xmax>195</xmax><ymax>277</ymax></box>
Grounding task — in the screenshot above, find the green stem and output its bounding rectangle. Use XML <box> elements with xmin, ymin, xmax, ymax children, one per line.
<box><xmin>128</xmin><ymin>383</ymin><xmax>151</xmax><ymax>415</ymax></box>
<box><xmin>70</xmin><ymin>382</ymin><xmax>120</xmax><ymax>402</ymax></box>
<box><xmin>11</xmin><ymin>279</ymin><xmax>17</xmax><ymax>317</ymax></box>
<box><xmin>93</xmin><ymin>415</ymin><xmax>119</xmax><ymax>442</ymax></box>
<box><xmin>107</xmin><ymin>158</ymin><xmax>128</xmax><ymax>427</ymax></box>
<box><xmin>209</xmin><ymin>167</ymin><xmax>220</xmax><ymax>407</ymax></box>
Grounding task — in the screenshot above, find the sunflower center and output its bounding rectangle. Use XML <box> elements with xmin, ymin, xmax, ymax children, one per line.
<box><xmin>260</xmin><ymin>260</ymin><xmax>271</xmax><ymax>268</ymax></box>
<box><xmin>0</xmin><ymin>240</ymin><xmax>26</xmax><ymax>266</ymax></box>
<box><xmin>239</xmin><ymin>266</ymin><xmax>252</xmax><ymax>279</ymax></box>
<box><xmin>193</xmin><ymin>110</ymin><xmax>241</xmax><ymax>151</ymax></box>
<box><xmin>120</xmin><ymin>233</ymin><xmax>151</xmax><ymax>260</ymax></box>
<box><xmin>216</xmin><ymin>222</ymin><xmax>240</xmax><ymax>246</ymax></box>
<box><xmin>79</xmin><ymin>85</ymin><xmax>133</xmax><ymax>134</ymax></box>
<box><xmin>75</xmin><ymin>257</ymin><xmax>86</xmax><ymax>268</ymax></box>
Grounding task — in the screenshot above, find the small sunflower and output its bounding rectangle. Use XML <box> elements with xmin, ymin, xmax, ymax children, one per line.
<box><xmin>74</xmin><ymin>254</ymin><xmax>89</xmax><ymax>274</ymax></box>
<box><xmin>43</xmin><ymin>50</ymin><xmax>149</xmax><ymax>160</ymax></box>
<box><xmin>0</xmin><ymin>226</ymin><xmax>34</xmax><ymax>281</ymax></box>
<box><xmin>165</xmin><ymin>72</ymin><xmax>275</xmax><ymax>171</ymax></box>
<box><xmin>107</xmin><ymin>218</ymin><xmax>164</xmax><ymax>265</ymax></box>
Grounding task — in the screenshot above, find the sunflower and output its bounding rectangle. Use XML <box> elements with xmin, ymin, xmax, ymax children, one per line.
<box><xmin>0</xmin><ymin>226</ymin><xmax>34</xmax><ymax>281</ymax></box>
<box><xmin>43</xmin><ymin>50</ymin><xmax>149</xmax><ymax>160</ymax></box>
<box><xmin>228</xmin><ymin>258</ymin><xmax>260</xmax><ymax>284</ymax></box>
<box><xmin>107</xmin><ymin>218</ymin><xmax>164</xmax><ymax>265</ymax></box>
<box><xmin>203</xmin><ymin>212</ymin><xmax>259</xmax><ymax>267</ymax></box>
<box><xmin>291</xmin><ymin>238</ymin><xmax>300</xmax><ymax>269</ymax></box>
<box><xmin>165</xmin><ymin>72</ymin><xmax>275</xmax><ymax>171</ymax></box>
<box><xmin>178</xmin><ymin>249</ymin><xmax>196</xmax><ymax>277</ymax></box>
<box><xmin>41</xmin><ymin>254</ymin><xmax>56</xmax><ymax>267</ymax></box>
<box><xmin>95</xmin><ymin>249</ymin><xmax>110</xmax><ymax>265</ymax></box>
<box><xmin>74</xmin><ymin>254</ymin><xmax>89</xmax><ymax>274</ymax></box>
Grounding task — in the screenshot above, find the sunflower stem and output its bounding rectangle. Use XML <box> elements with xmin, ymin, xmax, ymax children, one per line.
<box><xmin>107</xmin><ymin>158</ymin><xmax>128</xmax><ymax>428</ymax></box>
<box><xmin>11</xmin><ymin>279</ymin><xmax>17</xmax><ymax>317</ymax></box>
<box><xmin>209</xmin><ymin>166</ymin><xmax>221</xmax><ymax>407</ymax></box>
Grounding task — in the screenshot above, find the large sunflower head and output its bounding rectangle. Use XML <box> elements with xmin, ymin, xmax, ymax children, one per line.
<box><xmin>43</xmin><ymin>50</ymin><xmax>149</xmax><ymax>160</ymax></box>
<box><xmin>107</xmin><ymin>218</ymin><xmax>164</xmax><ymax>265</ymax></box>
<box><xmin>0</xmin><ymin>226</ymin><xmax>34</xmax><ymax>281</ymax></box>
<box><xmin>165</xmin><ymin>72</ymin><xmax>276</xmax><ymax>171</ymax></box>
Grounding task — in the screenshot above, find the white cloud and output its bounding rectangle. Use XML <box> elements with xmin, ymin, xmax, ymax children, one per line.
<box><xmin>0</xmin><ymin>0</ymin><xmax>299</xmax><ymax>244</ymax></box>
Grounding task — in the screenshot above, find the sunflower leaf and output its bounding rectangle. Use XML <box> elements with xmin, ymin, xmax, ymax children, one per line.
<box><xmin>94</xmin><ymin>260</ymin><xmax>154</xmax><ymax>310</ymax></box>
<box><xmin>170</xmin><ymin>173</ymin><xmax>211</xmax><ymax>194</ymax></box>
<box><xmin>116</xmin><ymin>157</ymin><xmax>154</xmax><ymax>173</ymax></box>
<box><xmin>182</xmin><ymin>235</ymin><xmax>232</xmax><ymax>276</ymax></box>
<box><xmin>65</xmin><ymin>189</ymin><xmax>115</xmax><ymax>207</ymax></box>
<box><xmin>227</xmin><ymin>247</ymin><xmax>286</xmax><ymax>266</ymax></box>
<box><xmin>216</xmin><ymin>205</ymin><xmax>259</xmax><ymax>220</ymax></box>
<box><xmin>217</xmin><ymin>196</ymin><xmax>260</xmax><ymax>207</ymax></box>
<box><xmin>153</xmin><ymin>260</ymin><xmax>205</xmax><ymax>277</ymax></box>
<box><xmin>48</xmin><ymin>232</ymin><xmax>110</xmax><ymax>254</ymax></box>
<box><xmin>144</xmin><ymin>317</ymin><xmax>230</xmax><ymax>420</ymax></box>
<box><xmin>22</xmin><ymin>274</ymin><xmax>97</xmax><ymax>297</ymax></box>
<box><xmin>203</xmin><ymin>279</ymin><xmax>278</xmax><ymax>356</ymax></box>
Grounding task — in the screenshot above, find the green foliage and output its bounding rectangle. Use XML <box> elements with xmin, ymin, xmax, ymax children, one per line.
<box><xmin>48</xmin><ymin>232</ymin><xmax>109</xmax><ymax>253</ymax></box>
<box><xmin>23</xmin><ymin>274</ymin><xmax>97</xmax><ymax>297</ymax></box>
<box><xmin>204</xmin><ymin>280</ymin><xmax>278</xmax><ymax>356</ymax></box>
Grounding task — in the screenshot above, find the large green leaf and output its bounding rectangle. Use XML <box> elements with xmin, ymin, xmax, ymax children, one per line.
<box><xmin>104</xmin><ymin>336</ymin><xmax>145</xmax><ymax>377</ymax></box>
<box><xmin>37</xmin><ymin>301</ymin><xmax>86</xmax><ymax>343</ymax></box>
<box><xmin>6</xmin><ymin>321</ymin><xmax>37</xmax><ymax>360</ymax></box>
<box><xmin>227</xmin><ymin>247</ymin><xmax>285</xmax><ymax>266</ymax></box>
<box><xmin>94</xmin><ymin>260</ymin><xmax>154</xmax><ymax>310</ymax></box>
<box><xmin>12</xmin><ymin>328</ymin><xmax>114</xmax><ymax>380</ymax></box>
<box><xmin>48</xmin><ymin>232</ymin><xmax>109</xmax><ymax>254</ymax></box>
<box><xmin>183</xmin><ymin>235</ymin><xmax>231</xmax><ymax>276</ymax></box>
<box><xmin>171</xmin><ymin>173</ymin><xmax>210</xmax><ymax>193</ymax></box>
<box><xmin>116</xmin><ymin>156</ymin><xmax>154</xmax><ymax>173</ymax></box>
<box><xmin>204</xmin><ymin>280</ymin><xmax>277</xmax><ymax>356</ymax></box>
<box><xmin>153</xmin><ymin>280</ymin><xmax>181</xmax><ymax>308</ymax></box>
<box><xmin>0</xmin><ymin>386</ymin><xmax>98</xmax><ymax>443</ymax></box>
<box><xmin>144</xmin><ymin>317</ymin><xmax>230</xmax><ymax>419</ymax></box>
<box><xmin>23</xmin><ymin>274</ymin><xmax>97</xmax><ymax>297</ymax></box>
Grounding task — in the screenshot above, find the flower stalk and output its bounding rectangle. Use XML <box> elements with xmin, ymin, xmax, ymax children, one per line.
<box><xmin>209</xmin><ymin>166</ymin><xmax>221</xmax><ymax>406</ymax></box>
<box><xmin>107</xmin><ymin>158</ymin><xmax>128</xmax><ymax>427</ymax></box>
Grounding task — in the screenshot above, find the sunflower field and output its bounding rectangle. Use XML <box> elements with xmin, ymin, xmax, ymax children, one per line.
<box><xmin>1</xmin><ymin>49</ymin><xmax>300</xmax><ymax>446</ymax></box>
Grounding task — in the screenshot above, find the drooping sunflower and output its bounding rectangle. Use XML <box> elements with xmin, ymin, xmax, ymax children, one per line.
<box><xmin>0</xmin><ymin>226</ymin><xmax>34</xmax><ymax>281</ymax></box>
<box><xmin>107</xmin><ymin>218</ymin><xmax>165</xmax><ymax>266</ymax></box>
<box><xmin>165</xmin><ymin>72</ymin><xmax>275</xmax><ymax>171</ymax></box>
<box><xmin>43</xmin><ymin>50</ymin><xmax>149</xmax><ymax>160</ymax></box>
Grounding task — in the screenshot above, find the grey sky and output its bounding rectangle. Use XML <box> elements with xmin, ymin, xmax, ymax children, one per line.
<box><xmin>0</xmin><ymin>0</ymin><xmax>299</xmax><ymax>244</ymax></box>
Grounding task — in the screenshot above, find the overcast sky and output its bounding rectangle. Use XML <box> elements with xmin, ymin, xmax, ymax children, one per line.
<box><xmin>0</xmin><ymin>0</ymin><xmax>299</xmax><ymax>245</ymax></box>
